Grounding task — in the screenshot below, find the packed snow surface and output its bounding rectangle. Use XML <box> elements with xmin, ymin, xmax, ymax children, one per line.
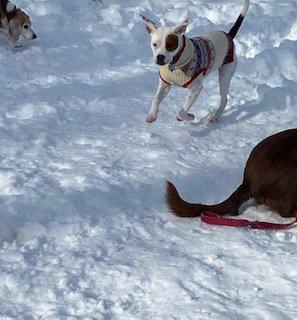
<box><xmin>0</xmin><ymin>0</ymin><xmax>296</xmax><ymax>319</ymax></box>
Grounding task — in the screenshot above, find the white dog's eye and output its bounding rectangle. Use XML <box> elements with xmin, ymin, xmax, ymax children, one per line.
<box><xmin>153</xmin><ymin>43</ymin><xmax>157</xmax><ymax>47</ymax></box>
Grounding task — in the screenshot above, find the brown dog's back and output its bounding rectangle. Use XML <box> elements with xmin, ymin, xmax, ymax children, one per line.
<box><xmin>166</xmin><ymin>129</ymin><xmax>297</xmax><ymax>218</ymax></box>
<box><xmin>244</xmin><ymin>129</ymin><xmax>297</xmax><ymax>217</ymax></box>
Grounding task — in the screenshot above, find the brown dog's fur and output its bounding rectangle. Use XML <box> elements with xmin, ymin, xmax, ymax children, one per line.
<box><xmin>166</xmin><ymin>129</ymin><xmax>297</xmax><ymax>218</ymax></box>
<box><xmin>0</xmin><ymin>0</ymin><xmax>9</xmax><ymax>27</ymax></box>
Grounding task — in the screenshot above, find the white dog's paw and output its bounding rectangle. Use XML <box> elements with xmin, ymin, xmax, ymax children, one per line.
<box><xmin>13</xmin><ymin>43</ymin><xmax>22</xmax><ymax>49</ymax></box>
<box><xmin>176</xmin><ymin>110</ymin><xmax>195</xmax><ymax>122</ymax></box>
<box><xmin>146</xmin><ymin>113</ymin><xmax>157</xmax><ymax>123</ymax></box>
<box><xmin>208</xmin><ymin>114</ymin><xmax>221</xmax><ymax>123</ymax></box>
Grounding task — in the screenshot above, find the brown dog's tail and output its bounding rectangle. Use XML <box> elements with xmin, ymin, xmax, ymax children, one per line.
<box><xmin>166</xmin><ymin>181</ymin><xmax>250</xmax><ymax>217</ymax></box>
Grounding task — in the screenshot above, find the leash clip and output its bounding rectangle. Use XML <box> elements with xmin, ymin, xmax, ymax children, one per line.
<box><xmin>169</xmin><ymin>64</ymin><xmax>176</xmax><ymax>72</ymax></box>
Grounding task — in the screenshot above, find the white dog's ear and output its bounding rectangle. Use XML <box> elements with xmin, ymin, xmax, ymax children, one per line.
<box><xmin>173</xmin><ymin>18</ymin><xmax>192</xmax><ymax>34</ymax></box>
<box><xmin>140</xmin><ymin>14</ymin><xmax>158</xmax><ymax>34</ymax></box>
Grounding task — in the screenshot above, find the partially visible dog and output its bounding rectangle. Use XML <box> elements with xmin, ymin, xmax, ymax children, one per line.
<box><xmin>0</xmin><ymin>0</ymin><xmax>37</xmax><ymax>48</ymax></box>
<box><xmin>166</xmin><ymin>129</ymin><xmax>297</xmax><ymax>219</ymax></box>
<box><xmin>141</xmin><ymin>0</ymin><xmax>250</xmax><ymax>123</ymax></box>
<box><xmin>0</xmin><ymin>0</ymin><xmax>9</xmax><ymax>27</ymax></box>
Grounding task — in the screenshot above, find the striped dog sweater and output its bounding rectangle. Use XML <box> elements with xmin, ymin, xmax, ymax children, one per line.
<box><xmin>159</xmin><ymin>33</ymin><xmax>235</xmax><ymax>88</ymax></box>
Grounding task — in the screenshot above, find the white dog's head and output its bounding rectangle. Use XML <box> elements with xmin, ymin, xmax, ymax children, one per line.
<box><xmin>141</xmin><ymin>14</ymin><xmax>192</xmax><ymax>66</ymax></box>
<box><xmin>8</xmin><ymin>8</ymin><xmax>37</xmax><ymax>41</ymax></box>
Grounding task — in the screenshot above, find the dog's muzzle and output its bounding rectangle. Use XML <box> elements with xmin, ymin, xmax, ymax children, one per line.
<box><xmin>156</xmin><ymin>54</ymin><xmax>166</xmax><ymax>65</ymax></box>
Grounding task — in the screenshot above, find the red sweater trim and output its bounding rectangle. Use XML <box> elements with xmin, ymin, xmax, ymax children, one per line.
<box><xmin>159</xmin><ymin>72</ymin><xmax>171</xmax><ymax>85</ymax></box>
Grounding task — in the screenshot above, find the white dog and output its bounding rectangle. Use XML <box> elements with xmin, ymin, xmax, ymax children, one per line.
<box><xmin>141</xmin><ymin>0</ymin><xmax>250</xmax><ymax>123</ymax></box>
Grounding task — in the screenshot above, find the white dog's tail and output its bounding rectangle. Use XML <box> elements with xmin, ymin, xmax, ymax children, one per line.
<box><xmin>228</xmin><ymin>0</ymin><xmax>250</xmax><ymax>39</ymax></box>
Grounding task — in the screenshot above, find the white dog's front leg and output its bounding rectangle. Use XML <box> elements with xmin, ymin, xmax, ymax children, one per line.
<box><xmin>177</xmin><ymin>82</ymin><xmax>203</xmax><ymax>121</ymax></box>
<box><xmin>147</xmin><ymin>79</ymin><xmax>171</xmax><ymax>123</ymax></box>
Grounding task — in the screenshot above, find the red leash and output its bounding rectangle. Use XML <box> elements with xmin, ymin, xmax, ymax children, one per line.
<box><xmin>201</xmin><ymin>212</ymin><xmax>297</xmax><ymax>230</ymax></box>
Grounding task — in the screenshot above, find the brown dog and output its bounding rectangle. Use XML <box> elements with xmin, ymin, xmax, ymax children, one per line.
<box><xmin>166</xmin><ymin>129</ymin><xmax>297</xmax><ymax>218</ymax></box>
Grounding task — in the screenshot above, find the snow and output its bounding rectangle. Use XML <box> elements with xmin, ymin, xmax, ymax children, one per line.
<box><xmin>0</xmin><ymin>0</ymin><xmax>296</xmax><ymax>318</ymax></box>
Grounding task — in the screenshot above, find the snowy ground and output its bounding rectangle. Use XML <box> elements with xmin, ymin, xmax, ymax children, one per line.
<box><xmin>0</xmin><ymin>0</ymin><xmax>296</xmax><ymax>318</ymax></box>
